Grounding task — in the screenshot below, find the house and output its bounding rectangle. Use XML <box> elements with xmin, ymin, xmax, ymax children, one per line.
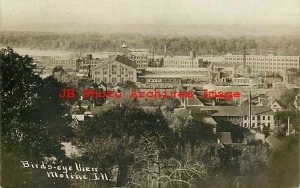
<box><xmin>243</xmin><ymin>129</ymin><xmax>265</xmax><ymax>144</ymax></box>
<box><xmin>112</xmin><ymin>85</ymin><xmax>123</xmax><ymax>92</ymax></box>
<box><xmin>188</xmin><ymin>106</ymin><xmax>275</xmax><ymax>130</ymax></box>
<box><xmin>72</xmin><ymin>114</ymin><xmax>85</xmax><ymax>124</ymax></box>
<box><xmin>219</xmin><ymin>132</ymin><xmax>233</xmax><ymax>144</ymax></box>
<box><xmin>270</xmin><ymin>100</ymin><xmax>283</xmax><ymax>112</ymax></box>
<box><xmin>80</xmin><ymin>100</ymin><xmax>93</xmax><ymax>110</ymax></box>
<box><xmin>40</xmin><ymin>65</ymin><xmax>56</xmax><ymax>79</ymax></box>
<box><xmin>92</xmin><ymin>55</ymin><xmax>137</xmax><ymax>85</ymax></box>
<box><xmin>52</xmin><ymin>57</ymin><xmax>82</xmax><ymax>70</ymax></box>
<box><xmin>265</xmin><ymin>135</ymin><xmax>281</xmax><ymax>148</ymax></box>
<box><xmin>211</xmin><ymin>62</ymin><xmax>240</xmax><ymax>83</ymax></box>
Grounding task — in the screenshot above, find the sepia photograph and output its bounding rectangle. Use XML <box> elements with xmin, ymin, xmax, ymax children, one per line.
<box><xmin>0</xmin><ymin>0</ymin><xmax>300</xmax><ymax>187</ymax></box>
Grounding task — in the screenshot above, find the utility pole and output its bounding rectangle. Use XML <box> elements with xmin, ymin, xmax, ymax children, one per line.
<box><xmin>249</xmin><ymin>91</ymin><xmax>251</xmax><ymax>128</ymax></box>
<box><xmin>285</xmin><ymin>116</ymin><xmax>290</xmax><ymax>136</ymax></box>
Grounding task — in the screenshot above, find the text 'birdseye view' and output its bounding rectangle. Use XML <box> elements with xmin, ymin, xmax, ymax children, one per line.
<box><xmin>0</xmin><ymin>0</ymin><xmax>299</xmax><ymax>188</ymax></box>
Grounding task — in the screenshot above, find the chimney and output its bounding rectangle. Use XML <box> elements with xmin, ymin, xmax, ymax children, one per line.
<box><xmin>86</xmin><ymin>54</ymin><xmax>93</xmax><ymax>60</ymax></box>
<box><xmin>190</xmin><ymin>50</ymin><xmax>196</xmax><ymax>59</ymax></box>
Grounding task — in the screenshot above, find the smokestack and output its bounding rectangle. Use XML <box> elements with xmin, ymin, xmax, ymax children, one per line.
<box><xmin>243</xmin><ymin>46</ymin><xmax>246</xmax><ymax>67</ymax></box>
<box><xmin>164</xmin><ymin>44</ymin><xmax>167</xmax><ymax>57</ymax></box>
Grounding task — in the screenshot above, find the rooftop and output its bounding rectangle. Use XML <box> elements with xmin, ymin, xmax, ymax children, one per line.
<box><xmin>93</xmin><ymin>55</ymin><xmax>136</xmax><ymax>69</ymax></box>
<box><xmin>189</xmin><ymin>106</ymin><xmax>274</xmax><ymax>117</ymax></box>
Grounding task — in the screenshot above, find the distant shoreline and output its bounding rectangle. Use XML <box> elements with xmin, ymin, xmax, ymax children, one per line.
<box><xmin>1</xmin><ymin>24</ymin><xmax>300</xmax><ymax>37</ymax></box>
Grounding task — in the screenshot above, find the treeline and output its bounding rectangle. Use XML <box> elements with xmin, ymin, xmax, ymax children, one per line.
<box><xmin>0</xmin><ymin>31</ymin><xmax>299</xmax><ymax>55</ymax></box>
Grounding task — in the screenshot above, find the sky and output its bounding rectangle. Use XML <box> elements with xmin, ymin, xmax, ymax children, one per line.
<box><xmin>1</xmin><ymin>0</ymin><xmax>300</xmax><ymax>26</ymax></box>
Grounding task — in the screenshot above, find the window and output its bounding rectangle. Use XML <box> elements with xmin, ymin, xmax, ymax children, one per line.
<box><xmin>244</xmin><ymin>116</ymin><xmax>247</xmax><ymax>120</ymax></box>
<box><xmin>268</xmin><ymin>116</ymin><xmax>271</xmax><ymax>120</ymax></box>
<box><xmin>112</xmin><ymin>65</ymin><xmax>117</xmax><ymax>69</ymax></box>
<box><xmin>252</xmin><ymin>123</ymin><xmax>255</xmax><ymax>127</ymax></box>
<box><xmin>262</xmin><ymin>116</ymin><xmax>265</xmax><ymax>120</ymax></box>
<box><xmin>268</xmin><ymin>123</ymin><xmax>270</xmax><ymax>127</ymax></box>
<box><xmin>252</xmin><ymin>116</ymin><xmax>255</xmax><ymax>120</ymax></box>
<box><xmin>244</xmin><ymin>123</ymin><xmax>247</xmax><ymax>127</ymax></box>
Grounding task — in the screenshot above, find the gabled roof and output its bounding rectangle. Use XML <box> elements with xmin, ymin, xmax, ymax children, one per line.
<box><xmin>243</xmin><ymin>106</ymin><xmax>274</xmax><ymax>116</ymax></box>
<box><xmin>188</xmin><ymin>106</ymin><xmax>274</xmax><ymax>117</ymax></box>
<box><xmin>80</xmin><ymin>100</ymin><xmax>93</xmax><ymax>106</ymax></box>
<box><xmin>93</xmin><ymin>55</ymin><xmax>136</xmax><ymax>70</ymax></box>
<box><xmin>271</xmin><ymin>100</ymin><xmax>283</xmax><ymax>108</ymax></box>
<box><xmin>201</xmin><ymin>116</ymin><xmax>217</xmax><ymax>125</ymax></box>
<box><xmin>265</xmin><ymin>135</ymin><xmax>281</xmax><ymax>148</ymax></box>
<box><xmin>187</xmin><ymin>98</ymin><xmax>204</xmax><ymax>106</ymax></box>
<box><xmin>220</xmin><ymin>132</ymin><xmax>233</xmax><ymax>144</ymax></box>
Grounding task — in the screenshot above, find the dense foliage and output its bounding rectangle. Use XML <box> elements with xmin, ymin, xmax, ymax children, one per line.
<box><xmin>1</xmin><ymin>32</ymin><xmax>299</xmax><ymax>56</ymax></box>
<box><xmin>0</xmin><ymin>47</ymin><xmax>72</xmax><ymax>187</ymax></box>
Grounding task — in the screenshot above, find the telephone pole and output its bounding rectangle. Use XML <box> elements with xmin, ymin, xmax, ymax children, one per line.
<box><xmin>249</xmin><ymin>91</ymin><xmax>251</xmax><ymax>128</ymax></box>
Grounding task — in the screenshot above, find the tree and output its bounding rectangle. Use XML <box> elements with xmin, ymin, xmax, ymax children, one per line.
<box><xmin>239</xmin><ymin>145</ymin><xmax>267</xmax><ymax>176</ymax></box>
<box><xmin>0</xmin><ymin>47</ymin><xmax>72</xmax><ymax>187</ymax></box>
<box><xmin>180</xmin><ymin>119</ymin><xmax>216</xmax><ymax>154</ymax></box>
<box><xmin>73</xmin><ymin>106</ymin><xmax>175</xmax><ymax>187</ymax></box>
<box><xmin>164</xmin><ymin>98</ymin><xmax>181</xmax><ymax>112</ymax></box>
<box><xmin>275</xmin><ymin>110</ymin><xmax>299</xmax><ymax>134</ymax></box>
<box><xmin>128</xmin><ymin>137</ymin><xmax>208</xmax><ymax>188</ymax></box>
<box><xmin>279</xmin><ymin>88</ymin><xmax>299</xmax><ymax>109</ymax></box>
<box><xmin>263</xmin><ymin>135</ymin><xmax>299</xmax><ymax>188</ymax></box>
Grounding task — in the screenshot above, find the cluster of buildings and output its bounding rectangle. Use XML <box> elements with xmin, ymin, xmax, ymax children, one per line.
<box><xmin>33</xmin><ymin>44</ymin><xmax>300</xmax><ymax>146</ymax></box>
<box><xmin>35</xmin><ymin>43</ymin><xmax>300</xmax><ymax>89</ymax></box>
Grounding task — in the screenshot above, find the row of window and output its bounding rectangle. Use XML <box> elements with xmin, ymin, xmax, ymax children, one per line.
<box><xmin>247</xmin><ymin>62</ymin><xmax>298</xmax><ymax>66</ymax></box>
<box><xmin>244</xmin><ymin>115</ymin><xmax>271</xmax><ymax>120</ymax></box>
<box><xmin>148</xmin><ymin>71</ymin><xmax>208</xmax><ymax>74</ymax></box>
<box><xmin>95</xmin><ymin>70</ymin><xmax>134</xmax><ymax>75</ymax></box>
<box><xmin>225</xmin><ymin>57</ymin><xmax>298</xmax><ymax>62</ymax></box>
<box><xmin>95</xmin><ymin>77</ymin><xmax>132</xmax><ymax>83</ymax></box>
<box><xmin>243</xmin><ymin>122</ymin><xmax>271</xmax><ymax>127</ymax></box>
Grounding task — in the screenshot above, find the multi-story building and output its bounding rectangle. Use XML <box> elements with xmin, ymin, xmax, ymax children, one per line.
<box><xmin>232</xmin><ymin>77</ymin><xmax>263</xmax><ymax>87</ymax></box>
<box><xmin>163</xmin><ymin>50</ymin><xmax>209</xmax><ymax>68</ymax></box>
<box><xmin>163</xmin><ymin>56</ymin><xmax>209</xmax><ymax>69</ymax></box>
<box><xmin>139</xmin><ymin>67</ymin><xmax>212</xmax><ymax>87</ymax></box>
<box><xmin>190</xmin><ymin>106</ymin><xmax>275</xmax><ymax>130</ymax></box>
<box><xmin>224</xmin><ymin>54</ymin><xmax>300</xmax><ymax>73</ymax></box>
<box><xmin>127</xmin><ymin>49</ymin><xmax>153</xmax><ymax>71</ymax></box>
<box><xmin>92</xmin><ymin>55</ymin><xmax>137</xmax><ymax>85</ymax></box>
<box><xmin>52</xmin><ymin>58</ymin><xmax>82</xmax><ymax>70</ymax></box>
<box><xmin>282</xmin><ymin>69</ymin><xmax>300</xmax><ymax>87</ymax></box>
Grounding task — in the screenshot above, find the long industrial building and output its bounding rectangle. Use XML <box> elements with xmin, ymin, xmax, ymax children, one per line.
<box><xmin>224</xmin><ymin>54</ymin><xmax>300</xmax><ymax>73</ymax></box>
